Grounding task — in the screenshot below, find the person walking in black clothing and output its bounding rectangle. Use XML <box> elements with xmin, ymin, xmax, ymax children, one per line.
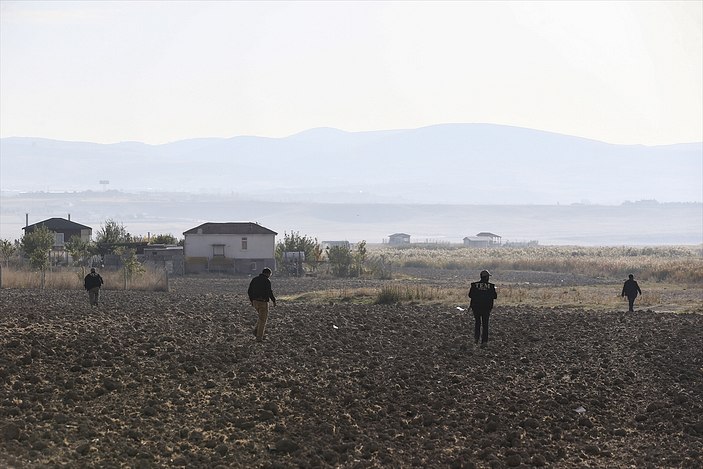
<box><xmin>621</xmin><ymin>273</ymin><xmax>642</xmax><ymax>312</ymax></box>
<box><xmin>84</xmin><ymin>268</ymin><xmax>104</xmax><ymax>306</ymax></box>
<box><xmin>248</xmin><ymin>267</ymin><xmax>276</xmax><ymax>342</ymax></box>
<box><xmin>469</xmin><ymin>270</ymin><xmax>497</xmax><ymax>347</ymax></box>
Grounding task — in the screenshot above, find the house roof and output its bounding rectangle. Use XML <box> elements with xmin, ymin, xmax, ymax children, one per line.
<box><xmin>183</xmin><ymin>222</ymin><xmax>277</xmax><ymax>236</ymax></box>
<box><xmin>476</xmin><ymin>232</ymin><xmax>501</xmax><ymax>238</ymax></box>
<box><xmin>463</xmin><ymin>236</ymin><xmax>489</xmax><ymax>241</ymax></box>
<box><xmin>389</xmin><ymin>233</ymin><xmax>410</xmax><ymax>238</ymax></box>
<box><xmin>23</xmin><ymin>217</ymin><xmax>92</xmax><ymax>231</ymax></box>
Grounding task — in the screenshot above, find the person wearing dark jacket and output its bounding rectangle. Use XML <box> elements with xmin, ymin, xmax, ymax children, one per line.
<box><xmin>621</xmin><ymin>274</ymin><xmax>642</xmax><ymax>312</ymax></box>
<box><xmin>248</xmin><ymin>267</ymin><xmax>276</xmax><ymax>342</ymax></box>
<box><xmin>468</xmin><ymin>270</ymin><xmax>498</xmax><ymax>347</ymax></box>
<box><xmin>84</xmin><ymin>268</ymin><xmax>104</xmax><ymax>306</ymax></box>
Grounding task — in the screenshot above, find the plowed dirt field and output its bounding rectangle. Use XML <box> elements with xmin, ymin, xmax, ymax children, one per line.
<box><xmin>1</xmin><ymin>274</ymin><xmax>701</xmax><ymax>468</ymax></box>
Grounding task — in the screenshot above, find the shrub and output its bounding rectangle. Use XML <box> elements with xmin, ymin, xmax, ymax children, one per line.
<box><xmin>375</xmin><ymin>286</ymin><xmax>402</xmax><ymax>305</ymax></box>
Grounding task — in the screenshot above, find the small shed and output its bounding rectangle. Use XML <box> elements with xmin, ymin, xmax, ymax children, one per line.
<box><xmin>463</xmin><ymin>236</ymin><xmax>490</xmax><ymax>248</ymax></box>
<box><xmin>388</xmin><ymin>233</ymin><xmax>410</xmax><ymax>246</ymax></box>
<box><xmin>142</xmin><ymin>244</ymin><xmax>185</xmax><ymax>275</ymax></box>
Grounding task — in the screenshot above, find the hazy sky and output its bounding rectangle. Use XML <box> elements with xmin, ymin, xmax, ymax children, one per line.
<box><xmin>1</xmin><ymin>0</ymin><xmax>701</xmax><ymax>145</ymax></box>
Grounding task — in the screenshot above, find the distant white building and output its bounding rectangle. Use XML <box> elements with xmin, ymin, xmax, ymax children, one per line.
<box><xmin>463</xmin><ymin>236</ymin><xmax>490</xmax><ymax>248</ymax></box>
<box><xmin>475</xmin><ymin>232</ymin><xmax>501</xmax><ymax>246</ymax></box>
<box><xmin>183</xmin><ymin>222</ymin><xmax>277</xmax><ymax>274</ymax></box>
<box><xmin>388</xmin><ymin>233</ymin><xmax>410</xmax><ymax>245</ymax></box>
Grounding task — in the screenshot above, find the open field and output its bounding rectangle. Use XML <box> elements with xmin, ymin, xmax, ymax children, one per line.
<box><xmin>2</xmin><ymin>244</ymin><xmax>701</xmax><ymax>312</ymax></box>
<box><xmin>1</xmin><ymin>266</ymin><xmax>702</xmax><ymax>468</ymax></box>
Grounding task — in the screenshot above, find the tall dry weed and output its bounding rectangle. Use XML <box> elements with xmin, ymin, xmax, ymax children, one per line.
<box><xmin>371</xmin><ymin>245</ymin><xmax>702</xmax><ymax>283</ymax></box>
<box><xmin>0</xmin><ymin>267</ymin><xmax>169</xmax><ymax>292</ymax></box>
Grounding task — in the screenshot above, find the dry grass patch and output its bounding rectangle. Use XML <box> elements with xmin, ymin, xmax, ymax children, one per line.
<box><xmin>0</xmin><ymin>267</ymin><xmax>169</xmax><ymax>292</ymax></box>
<box><xmin>283</xmin><ymin>282</ymin><xmax>700</xmax><ymax>313</ymax></box>
<box><xmin>370</xmin><ymin>245</ymin><xmax>703</xmax><ymax>283</ymax></box>
<box><xmin>284</xmin><ymin>287</ymin><xmax>378</xmax><ymax>304</ymax></box>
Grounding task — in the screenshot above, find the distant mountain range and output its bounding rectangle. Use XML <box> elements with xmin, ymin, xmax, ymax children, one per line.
<box><xmin>1</xmin><ymin>124</ymin><xmax>701</xmax><ymax>204</ymax></box>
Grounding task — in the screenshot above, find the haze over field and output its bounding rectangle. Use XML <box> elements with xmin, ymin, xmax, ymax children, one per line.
<box><xmin>1</xmin><ymin>190</ymin><xmax>701</xmax><ymax>246</ymax></box>
<box><xmin>2</xmin><ymin>124</ymin><xmax>701</xmax><ymax>204</ymax></box>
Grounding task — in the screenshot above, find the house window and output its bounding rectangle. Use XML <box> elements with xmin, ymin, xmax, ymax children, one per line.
<box><xmin>250</xmin><ymin>262</ymin><xmax>257</xmax><ymax>272</ymax></box>
<box><xmin>241</xmin><ymin>237</ymin><xmax>248</xmax><ymax>250</ymax></box>
<box><xmin>54</xmin><ymin>233</ymin><xmax>65</xmax><ymax>246</ymax></box>
<box><xmin>212</xmin><ymin>244</ymin><xmax>225</xmax><ymax>257</ymax></box>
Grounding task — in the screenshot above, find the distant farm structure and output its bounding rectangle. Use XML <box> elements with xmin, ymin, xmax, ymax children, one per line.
<box><xmin>282</xmin><ymin>251</ymin><xmax>305</xmax><ymax>276</ymax></box>
<box><xmin>388</xmin><ymin>233</ymin><xmax>410</xmax><ymax>246</ymax></box>
<box><xmin>463</xmin><ymin>236</ymin><xmax>491</xmax><ymax>248</ymax></box>
<box><xmin>475</xmin><ymin>232</ymin><xmax>502</xmax><ymax>246</ymax></box>
<box><xmin>143</xmin><ymin>244</ymin><xmax>185</xmax><ymax>274</ymax></box>
<box><xmin>464</xmin><ymin>232</ymin><xmax>501</xmax><ymax>248</ymax></box>
<box><xmin>383</xmin><ymin>231</ymin><xmax>518</xmax><ymax>248</ymax></box>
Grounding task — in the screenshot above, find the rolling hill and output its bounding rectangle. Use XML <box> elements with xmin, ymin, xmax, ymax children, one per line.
<box><xmin>1</xmin><ymin>124</ymin><xmax>701</xmax><ymax>205</ymax></box>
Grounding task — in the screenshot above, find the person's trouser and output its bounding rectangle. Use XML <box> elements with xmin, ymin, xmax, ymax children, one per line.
<box><xmin>252</xmin><ymin>300</ymin><xmax>269</xmax><ymax>341</ymax></box>
<box><xmin>627</xmin><ymin>295</ymin><xmax>636</xmax><ymax>312</ymax></box>
<box><xmin>473</xmin><ymin>309</ymin><xmax>490</xmax><ymax>344</ymax></box>
<box><xmin>88</xmin><ymin>287</ymin><xmax>100</xmax><ymax>306</ymax></box>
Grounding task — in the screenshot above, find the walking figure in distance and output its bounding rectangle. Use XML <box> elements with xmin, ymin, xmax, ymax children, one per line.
<box><xmin>84</xmin><ymin>268</ymin><xmax>104</xmax><ymax>306</ymax></box>
<box><xmin>469</xmin><ymin>270</ymin><xmax>497</xmax><ymax>347</ymax></box>
<box><xmin>621</xmin><ymin>274</ymin><xmax>642</xmax><ymax>312</ymax></box>
<box><xmin>248</xmin><ymin>267</ymin><xmax>276</xmax><ymax>342</ymax></box>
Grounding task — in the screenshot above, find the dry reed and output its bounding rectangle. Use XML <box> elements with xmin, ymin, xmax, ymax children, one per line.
<box><xmin>370</xmin><ymin>245</ymin><xmax>703</xmax><ymax>283</ymax></box>
<box><xmin>0</xmin><ymin>266</ymin><xmax>169</xmax><ymax>292</ymax></box>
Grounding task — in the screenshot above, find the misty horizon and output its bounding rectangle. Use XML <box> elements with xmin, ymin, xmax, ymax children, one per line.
<box><xmin>1</xmin><ymin>189</ymin><xmax>701</xmax><ymax>247</ymax></box>
<box><xmin>2</xmin><ymin>124</ymin><xmax>701</xmax><ymax>205</ymax></box>
<box><xmin>1</xmin><ymin>123</ymin><xmax>701</xmax><ymax>246</ymax></box>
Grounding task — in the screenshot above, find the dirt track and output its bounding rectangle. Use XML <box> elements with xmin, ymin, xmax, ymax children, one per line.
<box><xmin>1</xmin><ymin>276</ymin><xmax>702</xmax><ymax>468</ymax></box>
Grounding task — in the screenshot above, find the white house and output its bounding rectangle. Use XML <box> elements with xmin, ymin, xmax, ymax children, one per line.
<box><xmin>183</xmin><ymin>222</ymin><xmax>277</xmax><ymax>274</ymax></box>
